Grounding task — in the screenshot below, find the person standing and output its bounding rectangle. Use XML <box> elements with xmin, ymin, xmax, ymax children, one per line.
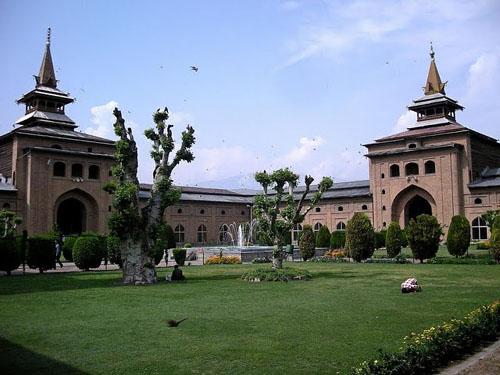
<box><xmin>55</xmin><ymin>240</ymin><xmax>63</xmax><ymax>268</ymax></box>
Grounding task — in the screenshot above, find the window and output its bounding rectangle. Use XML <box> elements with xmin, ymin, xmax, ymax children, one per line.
<box><xmin>361</xmin><ymin>204</ymin><xmax>368</xmax><ymax>210</ymax></box>
<box><xmin>200</xmin><ymin>209</ymin><xmax>205</xmax><ymax>215</ymax></box>
<box><xmin>177</xmin><ymin>208</ymin><xmax>183</xmax><ymax>214</ymax></box>
<box><xmin>108</xmin><ymin>206</ymin><xmax>112</xmax><ymax>212</ymax></box>
<box><xmin>51</xmin><ymin>144</ymin><xmax>62</xmax><ymax>149</ymax></box>
<box><xmin>313</xmin><ymin>222</ymin><xmax>322</xmax><ymax>232</ymax></box>
<box><xmin>338</xmin><ymin>206</ymin><xmax>344</xmax><ymax>212</ymax></box>
<box><xmin>383</xmin><ymin>222</ymin><xmax>387</xmax><ymax>227</ymax></box>
<box><xmin>221</xmin><ymin>210</ymin><xmax>226</xmax><ymax>215</ymax></box>
<box><xmin>425</xmin><ymin>161</ymin><xmax>436</xmax><ymax>174</ymax></box>
<box><xmin>88</xmin><ymin>147</ymin><xmax>93</xmax><ymax>153</ymax></box>
<box><xmin>88</xmin><ymin>165</ymin><xmax>100</xmax><ymax>180</ymax></box>
<box><xmin>197</xmin><ymin>224</ymin><xmax>207</xmax><ymax>243</ymax></box>
<box><xmin>405</xmin><ymin>162</ymin><xmax>419</xmax><ymax>176</ymax></box>
<box><xmin>336</xmin><ymin>222</ymin><xmax>346</xmax><ymax>231</ymax></box>
<box><xmin>175</xmin><ymin>224</ymin><xmax>185</xmax><ymax>243</ymax></box>
<box><xmin>2</xmin><ymin>203</ymin><xmax>11</xmax><ymax>210</ymax></box>
<box><xmin>241</xmin><ymin>210</ymin><xmax>246</xmax><ymax>216</ymax></box>
<box><xmin>219</xmin><ymin>224</ymin><xmax>229</xmax><ymax>243</ymax></box>
<box><xmin>471</xmin><ymin>217</ymin><xmax>488</xmax><ymax>240</ymax></box>
<box><xmin>381</xmin><ymin>173</ymin><xmax>385</xmax><ymax>178</ymax></box>
<box><xmin>292</xmin><ymin>224</ymin><xmax>302</xmax><ymax>243</ymax></box>
<box><xmin>408</xmin><ymin>143</ymin><xmax>417</xmax><ymax>149</ymax></box>
<box><xmin>390</xmin><ymin>164</ymin><xmax>400</xmax><ymax>177</ymax></box>
<box><xmin>71</xmin><ymin>163</ymin><xmax>83</xmax><ymax>178</ymax></box>
<box><xmin>315</xmin><ymin>207</ymin><xmax>321</xmax><ymax>213</ymax></box>
<box><xmin>108</xmin><ymin>170</ymin><xmax>113</xmax><ymax>177</ymax></box>
<box><xmin>474</xmin><ymin>198</ymin><xmax>482</xmax><ymax>205</ymax></box>
<box><xmin>53</xmin><ymin>161</ymin><xmax>66</xmax><ymax>177</ymax></box>
<box><xmin>382</xmin><ymin>189</ymin><xmax>385</xmax><ymax>195</ymax></box>
<box><xmin>382</xmin><ymin>206</ymin><xmax>386</xmax><ymax>211</ymax></box>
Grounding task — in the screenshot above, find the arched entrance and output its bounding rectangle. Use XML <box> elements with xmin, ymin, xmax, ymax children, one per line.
<box><xmin>391</xmin><ymin>185</ymin><xmax>437</xmax><ymax>228</ymax></box>
<box><xmin>405</xmin><ymin>195</ymin><xmax>432</xmax><ymax>225</ymax></box>
<box><xmin>57</xmin><ymin>198</ymin><xmax>86</xmax><ymax>235</ymax></box>
<box><xmin>54</xmin><ymin>189</ymin><xmax>99</xmax><ymax>235</ymax></box>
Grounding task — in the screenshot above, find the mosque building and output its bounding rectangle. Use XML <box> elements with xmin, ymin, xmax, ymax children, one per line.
<box><xmin>1</xmin><ymin>32</ymin><xmax>499</xmax><ymax>244</ymax></box>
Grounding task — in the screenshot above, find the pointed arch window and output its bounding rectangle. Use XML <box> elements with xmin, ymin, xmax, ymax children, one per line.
<box><xmin>197</xmin><ymin>224</ymin><xmax>207</xmax><ymax>243</ymax></box>
<box><xmin>219</xmin><ymin>224</ymin><xmax>229</xmax><ymax>243</ymax></box>
<box><xmin>88</xmin><ymin>165</ymin><xmax>100</xmax><ymax>180</ymax></box>
<box><xmin>71</xmin><ymin>163</ymin><xmax>83</xmax><ymax>178</ymax></box>
<box><xmin>313</xmin><ymin>222</ymin><xmax>322</xmax><ymax>232</ymax></box>
<box><xmin>471</xmin><ymin>217</ymin><xmax>488</xmax><ymax>240</ymax></box>
<box><xmin>336</xmin><ymin>222</ymin><xmax>346</xmax><ymax>231</ymax></box>
<box><xmin>292</xmin><ymin>223</ymin><xmax>302</xmax><ymax>243</ymax></box>
<box><xmin>174</xmin><ymin>224</ymin><xmax>185</xmax><ymax>243</ymax></box>
<box><xmin>53</xmin><ymin>161</ymin><xmax>66</xmax><ymax>177</ymax></box>
<box><xmin>405</xmin><ymin>162</ymin><xmax>419</xmax><ymax>176</ymax></box>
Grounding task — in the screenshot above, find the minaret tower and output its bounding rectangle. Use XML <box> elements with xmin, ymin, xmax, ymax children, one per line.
<box><xmin>15</xmin><ymin>28</ymin><xmax>76</xmax><ymax>129</ymax></box>
<box><xmin>407</xmin><ymin>43</ymin><xmax>464</xmax><ymax>127</ymax></box>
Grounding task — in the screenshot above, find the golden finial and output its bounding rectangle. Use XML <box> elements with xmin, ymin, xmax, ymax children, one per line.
<box><xmin>46</xmin><ymin>27</ymin><xmax>51</xmax><ymax>46</ymax></box>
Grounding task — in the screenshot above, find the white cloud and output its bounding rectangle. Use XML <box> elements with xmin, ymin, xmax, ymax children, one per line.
<box><xmin>85</xmin><ymin>100</ymin><xmax>119</xmax><ymax>139</ymax></box>
<box><xmin>280</xmin><ymin>0</ymin><xmax>301</xmax><ymax>11</ymax></box>
<box><xmin>393</xmin><ymin>110</ymin><xmax>415</xmax><ymax>133</ymax></box>
<box><xmin>466</xmin><ymin>53</ymin><xmax>500</xmax><ymax>100</ymax></box>
<box><xmin>277</xmin><ymin>136</ymin><xmax>325</xmax><ymax>166</ymax></box>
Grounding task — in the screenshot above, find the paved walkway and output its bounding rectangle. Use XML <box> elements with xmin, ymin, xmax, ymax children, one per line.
<box><xmin>440</xmin><ymin>339</ymin><xmax>500</xmax><ymax>375</ymax></box>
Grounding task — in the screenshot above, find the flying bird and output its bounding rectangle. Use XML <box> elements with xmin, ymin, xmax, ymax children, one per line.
<box><xmin>167</xmin><ymin>318</ymin><xmax>188</xmax><ymax>327</ymax></box>
<box><xmin>190</xmin><ymin>66</ymin><xmax>199</xmax><ymax>72</ymax></box>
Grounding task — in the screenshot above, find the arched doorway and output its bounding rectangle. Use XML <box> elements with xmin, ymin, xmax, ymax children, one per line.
<box><xmin>405</xmin><ymin>195</ymin><xmax>432</xmax><ymax>225</ymax></box>
<box><xmin>57</xmin><ymin>198</ymin><xmax>86</xmax><ymax>235</ymax></box>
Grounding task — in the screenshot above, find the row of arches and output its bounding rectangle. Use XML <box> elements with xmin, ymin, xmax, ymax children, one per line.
<box><xmin>53</xmin><ymin>162</ymin><xmax>100</xmax><ymax>179</ymax></box>
<box><xmin>389</xmin><ymin>161</ymin><xmax>435</xmax><ymax>177</ymax></box>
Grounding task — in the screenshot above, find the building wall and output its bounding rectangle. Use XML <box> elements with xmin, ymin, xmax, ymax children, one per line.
<box><xmin>0</xmin><ymin>139</ymin><xmax>13</xmax><ymax>177</ymax></box>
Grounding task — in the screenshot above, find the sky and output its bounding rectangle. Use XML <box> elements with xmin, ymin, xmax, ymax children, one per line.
<box><xmin>1</xmin><ymin>0</ymin><xmax>499</xmax><ymax>189</ymax></box>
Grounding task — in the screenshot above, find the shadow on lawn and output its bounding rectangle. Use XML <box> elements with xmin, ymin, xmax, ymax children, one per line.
<box><xmin>0</xmin><ymin>273</ymin><xmax>123</xmax><ymax>296</ymax></box>
<box><xmin>0</xmin><ymin>337</ymin><xmax>88</xmax><ymax>375</ymax></box>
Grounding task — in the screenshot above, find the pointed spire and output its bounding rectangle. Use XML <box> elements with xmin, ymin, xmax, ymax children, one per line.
<box><xmin>424</xmin><ymin>42</ymin><xmax>447</xmax><ymax>95</ymax></box>
<box><xmin>36</xmin><ymin>27</ymin><xmax>57</xmax><ymax>88</ymax></box>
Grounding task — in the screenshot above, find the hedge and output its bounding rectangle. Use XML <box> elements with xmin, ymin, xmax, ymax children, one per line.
<box><xmin>0</xmin><ymin>237</ymin><xmax>21</xmax><ymax>275</ymax></box>
<box><xmin>346</xmin><ymin>213</ymin><xmax>375</xmax><ymax>262</ymax></box>
<box><xmin>352</xmin><ymin>300</ymin><xmax>500</xmax><ymax>375</ymax></box>
<box><xmin>73</xmin><ymin>236</ymin><xmax>104</xmax><ymax>271</ymax></box>
<box><xmin>62</xmin><ymin>236</ymin><xmax>77</xmax><ymax>262</ymax></box>
<box><xmin>27</xmin><ymin>236</ymin><xmax>55</xmax><ymax>273</ymax></box>
<box><xmin>315</xmin><ymin>225</ymin><xmax>331</xmax><ymax>248</ymax></box>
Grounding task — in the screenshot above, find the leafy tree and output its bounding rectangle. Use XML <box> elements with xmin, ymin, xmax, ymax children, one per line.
<box><xmin>299</xmin><ymin>225</ymin><xmax>316</xmax><ymax>261</ymax></box>
<box><xmin>447</xmin><ymin>215</ymin><xmax>471</xmax><ymax>257</ymax></box>
<box><xmin>330</xmin><ymin>230</ymin><xmax>346</xmax><ymax>249</ymax></box>
<box><xmin>385</xmin><ymin>222</ymin><xmax>402</xmax><ymax>258</ymax></box>
<box><xmin>374</xmin><ymin>230</ymin><xmax>387</xmax><ymax>249</ymax></box>
<box><xmin>1</xmin><ymin>209</ymin><xmax>22</xmax><ymax>238</ymax></box>
<box><xmin>106</xmin><ymin>107</ymin><xmax>195</xmax><ymax>284</ymax></box>
<box><xmin>253</xmin><ymin>168</ymin><xmax>333</xmax><ymax>268</ymax></box>
<box><xmin>481</xmin><ymin>210</ymin><xmax>500</xmax><ymax>230</ymax></box>
<box><xmin>345</xmin><ymin>213</ymin><xmax>374</xmax><ymax>262</ymax></box>
<box><xmin>315</xmin><ymin>225</ymin><xmax>331</xmax><ymax>248</ymax></box>
<box><xmin>107</xmin><ymin>235</ymin><xmax>122</xmax><ymax>267</ymax></box>
<box><xmin>406</xmin><ymin>214</ymin><xmax>443</xmax><ymax>263</ymax></box>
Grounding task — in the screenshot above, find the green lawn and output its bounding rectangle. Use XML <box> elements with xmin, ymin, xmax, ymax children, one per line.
<box><xmin>1</xmin><ymin>263</ymin><xmax>499</xmax><ymax>374</ymax></box>
<box><xmin>372</xmin><ymin>244</ymin><xmax>490</xmax><ymax>259</ymax></box>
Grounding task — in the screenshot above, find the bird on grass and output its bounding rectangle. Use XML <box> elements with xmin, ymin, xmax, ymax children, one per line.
<box><xmin>167</xmin><ymin>318</ymin><xmax>188</xmax><ymax>327</ymax></box>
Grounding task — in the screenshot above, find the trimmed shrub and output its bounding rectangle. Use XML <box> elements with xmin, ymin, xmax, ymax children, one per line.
<box><xmin>385</xmin><ymin>222</ymin><xmax>402</xmax><ymax>258</ymax></box>
<box><xmin>107</xmin><ymin>235</ymin><xmax>122</xmax><ymax>267</ymax></box>
<box><xmin>315</xmin><ymin>225</ymin><xmax>331</xmax><ymax>248</ymax></box>
<box><xmin>330</xmin><ymin>230</ymin><xmax>346</xmax><ymax>249</ymax></box>
<box><xmin>241</xmin><ymin>267</ymin><xmax>311</xmax><ymax>282</ymax></box>
<box><xmin>400</xmin><ymin>229</ymin><xmax>409</xmax><ymax>248</ymax></box>
<box><xmin>173</xmin><ymin>248</ymin><xmax>186</xmax><ymax>266</ymax></box>
<box><xmin>62</xmin><ymin>236</ymin><xmax>77</xmax><ymax>262</ymax></box>
<box><xmin>491</xmin><ymin>216</ymin><xmax>500</xmax><ymax>263</ymax></box>
<box><xmin>374</xmin><ymin>230</ymin><xmax>387</xmax><ymax>249</ymax></box>
<box><xmin>73</xmin><ymin>236</ymin><xmax>104</xmax><ymax>271</ymax></box>
<box><xmin>0</xmin><ymin>237</ymin><xmax>21</xmax><ymax>275</ymax></box>
<box><xmin>447</xmin><ymin>215</ymin><xmax>471</xmax><ymax>257</ymax></box>
<box><xmin>27</xmin><ymin>236</ymin><xmax>55</xmax><ymax>273</ymax></box>
<box><xmin>206</xmin><ymin>255</ymin><xmax>241</xmax><ymax>264</ymax></box>
<box><xmin>346</xmin><ymin>213</ymin><xmax>375</xmax><ymax>262</ymax></box>
<box><xmin>299</xmin><ymin>225</ymin><xmax>316</xmax><ymax>261</ymax></box>
<box><xmin>183</xmin><ymin>243</ymin><xmax>192</xmax><ymax>249</ymax></box>
<box><xmin>406</xmin><ymin>214</ymin><xmax>443</xmax><ymax>263</ymax></box>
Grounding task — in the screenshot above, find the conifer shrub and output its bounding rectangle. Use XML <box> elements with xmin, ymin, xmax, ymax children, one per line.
<box><xmin>0</xmin><ymin>237</ymin><xmax>21</xmax><ymax>275</ymax></box>
<box><xmin>400</xmin><ymin>229</ymin><xmax>409</xmax><ymax>248</ymax></box>
<box><xmin>447</xmin><ymin>215</ymin><xmax>471</xmax><ymax>257</ymax></box>
<box><xmin>385</xmin><ymin>222</ymin><xmax>402</xmax><ymax>258</ymax></box>
<box><xmin>299</xmin><ymin>225</ymin><xmax>316</xmax><ymax>261</ymax></box>
<box><xmin>62</xmin><ymin>236</ymin><xmax>77</xmax><ymax>262</ymax></box>
<box><xmin>315</xmin><ymin>225</ymin><xmax>331</xmax><ymax>248</ymax></box>
<box><xmin>330</xmin><ymin>230</ymin><xmax>346</xmax><ymax>249</ymax></box>
<box><xmin>173</xmin><ymin>248</ymin><xmax>186</xmax><ymax>266</ymax></box>
<box><xmin>165</xmin><ymin>224</ymin><xmax>176</xmax><ymax>250</ymax></box>
<box><xmin>27</xmin><ymin>236</ymin><xmax>55</xmax><ymax>273</ymax></box>
<box><xmin>374</xmin><ymin>230</ymin><xmax>387</xmax><ymax>249</ymax></box>
<box><xmin>346</xmin><ymin>213</ymin><xmax>375</xmax><ymax>262</ymax></box>
<box><xmin>491</xmin><ymin>216</ymin><xmax>500</xmax><ymax>264</ymax></box>
<box><xmin>107</xmin><ymin>235</ymin><xmax>122</xmax><ymax>267</ymax></box>
<box><xmin>73</xmin><ymin>236</ymin><xmax>104</xmax><ymax>271</ymax></box>
<box><xmin>406</xmin><ymin>214</ymin><xmax>443</xmax><ymax>263</ymax></box>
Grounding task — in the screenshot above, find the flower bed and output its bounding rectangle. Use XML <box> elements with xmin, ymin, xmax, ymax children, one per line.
<box><xmin>205</xmin><ymin>255</ymin><xmax>241</xmax><ymax>265</ymax></box>
<box><xmin>352</xmin><ymin>300</ymin><xmax>500</xmax><ymax>375</ymax></box>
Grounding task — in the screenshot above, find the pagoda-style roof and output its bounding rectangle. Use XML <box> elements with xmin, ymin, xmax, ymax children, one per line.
<box><xmin>408</xmin><ymin>92</ymin><xmax>464</xmax><ymax>113</ymax></box>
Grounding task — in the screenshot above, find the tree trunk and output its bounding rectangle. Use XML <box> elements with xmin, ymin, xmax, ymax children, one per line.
<box><xmin>272</xmin><ymin>244</ymin><xmax>286</xmax><ymax>269</ymax></box>
<box><xmin>122</xmin><ymin>240</ymin><xmax>156</xmax><ymax>285</ymax></box>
